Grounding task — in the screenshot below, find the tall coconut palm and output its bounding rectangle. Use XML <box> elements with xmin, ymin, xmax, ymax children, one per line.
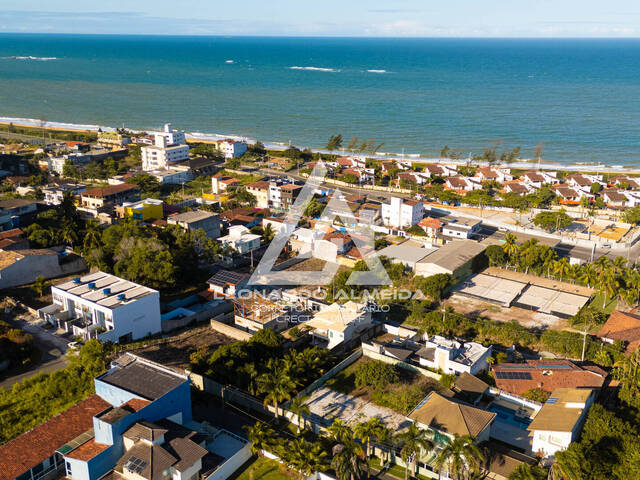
<box><xmin>289</xmin><ymin>439</ymin><xmax>328</xmax><ymax>477</ymax></box>
<box><xmin>553</xmin><ymin>258</ymin><xmax>571</xmax><ymax>282</ymax></box>
<box><xmin>433</xmin><ymin>434</ymin><xmax>484</xmax><ymax>480</ymax></box>
<box><xmin>354</xmin><ymin>417</ymin><xmax>385</xmax><ymax>458</ymax></box>
<box><xmin>328</xmin><ymin>419</ymin><xmax>353</xmax><ymax>444</ymax></box>
<box><xmin>579</xmin><ymin>264</ymin><xmax>597</xmax><ymax>288</ymax></box>
<box><xmin>599</xmin><ymin>269</ymin><xmax>621</xmax><ymax>309</ymax></box>
<box><xmin>83</xmin><ymin>220</ymin><xmax>102</xmax><ymax>253</ymax></box>
<box><xmin>244</xmin><ymin>422</ymin><xmax>276</xmax><ymax>456</ymax></box>
<box><xmin>257</xmin><ymin>369</ymin><xmax>297</xmax><ymax>420</ymax></box>
<box><xmin>288</xmin><ymin>395</ymin><xmax>311</xmax><ymax>433</ymax></box>
<box><xmin>594</xmin><ymin>256</ymin><xmax>611</xmax><ymax>276</ymax></box>
<box><xmin>503</xmin><ymin>233</ymin><xmax>519</xmax><ymax>266</ymax></box>
<box><xmin>331</xmin><ymin>440</ymin><xmax>366</xmax><ymax>480</ymax></box>
<box><xmin>394</xmin><ymin>423</ymin><xmax>434</xmax><ymax>480</ymax></box>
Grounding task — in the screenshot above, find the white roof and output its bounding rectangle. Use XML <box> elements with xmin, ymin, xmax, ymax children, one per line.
<box><xmin>306</xmin><ymin>301</ymin><xmax>367</xmax><ymax>332</ymax></box>
<box><xmin>53</xmin><ymin>271</ymin><xmax>157</xmax><ymax>309</ymax></box>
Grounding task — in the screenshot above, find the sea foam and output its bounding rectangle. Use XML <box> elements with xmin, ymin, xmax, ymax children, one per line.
<box><xmin>4</xmin><ymin>56</ymin><xmax>58</xmax><ymax>61</ymax></box>
<box><xmin>289</xmin><ymin>66</ymin><xmax>340</xmax><ymax>72</ymax></box>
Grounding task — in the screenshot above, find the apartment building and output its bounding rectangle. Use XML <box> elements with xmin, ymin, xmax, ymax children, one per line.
<box><xmin>141</xmin><ymin>124</ymin><xmax>189</xmax><ymax>171</ymax></box>
<box><xmin>39</xmin><ymin>271</ymin><xmax>161</xmax><ymax>343</ymax></box>
<box><xmin>214</xmin><ymin>139</ymin><xmax>248</xmax><ymax>159</ymax></box>
<box><xmin>381</xmin><ymin>197</ymin><xmax>424</xmax><ymax>228</ymax></box>
<box><xmin>167</xmin><ymin>209</ymin><xmax>222</xmax><ymax>239</ymax></box>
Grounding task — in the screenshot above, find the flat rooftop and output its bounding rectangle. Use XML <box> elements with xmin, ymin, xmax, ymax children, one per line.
<box><xmin>483</xmin><ymin>267</ymin><xmax>594</xmax><ymax>297</ymax></box>
<box><xmin>53</xmin><ymin>271</ymin><xmax>157</xmax><ymax>309</ymax></box>
<box><xmin>98</xmin><ymin>355</ymin><xmax>187</xmax><ymax>400</ymax></box>
<box><xmin>454</xmin><ymin>273</ymin><xmax>526</xmax><ymax>307</ymax></box>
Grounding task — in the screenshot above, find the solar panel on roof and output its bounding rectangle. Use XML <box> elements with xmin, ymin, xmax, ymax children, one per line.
<box><xmin>547</xmin><ymin>397</ymin><xmax>558</xmax><ymax>404</ymax></box>
<box><xmin>125</xmin><ymin>456</ymin><xmax>147</xmax><ymax>474</ymax></box>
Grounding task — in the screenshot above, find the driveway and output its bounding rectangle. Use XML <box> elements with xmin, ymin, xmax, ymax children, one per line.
<box><xmin>0</xmin><ymin>314</ymin><xmax>70</xmax><ymax>390</ymax></box>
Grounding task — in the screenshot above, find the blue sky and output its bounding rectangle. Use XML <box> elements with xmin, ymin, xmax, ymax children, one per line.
<box><xmin>1</xmin><ymin>0</ymin><xmax>640</xmax><ymax>37</ymax></box>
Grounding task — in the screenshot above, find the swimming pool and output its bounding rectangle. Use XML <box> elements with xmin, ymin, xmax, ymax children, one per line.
<box><xmin>489</xmin><ymin>402</ymin><xmax>532</xmax><ymax>429</ymax></box>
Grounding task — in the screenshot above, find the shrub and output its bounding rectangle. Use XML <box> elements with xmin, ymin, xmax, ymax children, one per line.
<box><xmin>354</xmin><ymin>360</ymin><xmax>399</xmax><ymax>389</ymax></box>
<box><xmin>521</xmin><ymin>387</ymin><xmax>549</xmax><ymax>403</ymax></box>
<box><xmin>439</xmin><ymin>373</ymin><xmax>456</xmax><ymax>389</ymax></box>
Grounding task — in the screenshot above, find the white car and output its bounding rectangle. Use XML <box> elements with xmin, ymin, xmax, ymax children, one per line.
<box><xmin>67</xmin><ymin>341</ymin><xmax>80</xmax><ymax>351</ymax></box>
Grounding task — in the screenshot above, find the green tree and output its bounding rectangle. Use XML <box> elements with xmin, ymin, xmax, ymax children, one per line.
<box><xmin>257</xmin><ymin>364</ymin><xmax>297</xmax><ymax>420</ymax></box>
<box><xmin>354</xmin><ymin>417</ymin><xmax>385</xmax><ymax>458</ymax></box>
<box><xmin>622</xmin><ymin>206</ymin><xmax>640</xmax><ymax>225</ymax></box>
<box><xmin>395</xmin><ymin>423</ymin><xmax>434</xmax><ymax>480</ymax></box>
<box><xmin>508</xmin><ymin>464</ymin><xmax>548</xmax><ymax>480</ymax></box>
<box><xmin>288</xmin><ymin>395</ymin><xmax>311</xmax><ymax>433</ymax></box>
<box><xmin>485</xmin><ymin>245</ymin><xmax>507</xmax><ymax>266</ymax></box>
<box><xmin>327</xmin><ymin>134</ymin><xmax>344</xmax><ymax>152</ymax></box>
<box><xmin>31</xmin><ymin>275</ymin><xmax>46</xmax><ymax>297</ymax></box>
<box><xmin>433</xmin><ymin>434</ymin><xmax>484</xmax><ymax>480</ymax></box>
<box><xmin>331</xmin><ymin>440</ymin><xmax>366</xmax><ymax>480</ymax></box>
<box><xmin>532</xmin><ymin>210</ymin><xmax>572</xmax><ymax>232</ymax></box>
<box><xmin>327</xmin><ymin>419</ymin><xmax>353</xmax><ymax>444</ymax></box>
<box><xmin>244</xmin><ymin>422</ymin><xmax>276</xmax><ymax>455</ymax></box>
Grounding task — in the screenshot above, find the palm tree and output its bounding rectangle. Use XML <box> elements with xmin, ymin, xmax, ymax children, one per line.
<box><xmin>289</xmin><ymin>439</ymin><xmax>328</xmax><ymax>478</ymax></box>
<box><xmin>354</xmin><ymin>417</ymin><xmax>385</xmax><ymax>458</ymax></box>
<box><xmin>599</xmin><ymin>268</ymin><xmax>620</xmax><ymax>309</ymax></box>
<box><xmin>60</xmin><ymin>222</ymin><xmax>79</xmax><ymax>246</ymax></box>
<box><xmin>331</xmin><ymin>440</ymin><xmax>366</xmax><ymax>480</ymax></box>
<box><xmin>257</xmin><ymin>369</ymin><xmax>297</xmax><ymax>420</ymax></box>
<box><xmin>509</xmin><ymin>464</ymin><xmax>543</xmax><ymax>480</ymax></box>
<box><xmin>328</xmin><ymin>419</ymin><xmax>353</xmax><ymax>444</ymax></box>
<box><xmin>262</xmin><ymin>223</ymin><xmax>275</xmax><ymax>242</ymax></box>
<box><xmin>553</xmin><ymin>258</ymin><xmax>571</xmax><ymax>282</ymax></box>
<box><xmin>594</xmin><ymin>256</ymin><xmax>611</xmax><ymax>276</ymax></box>
<box><xmin>433</xmin><ymin>434</ymin><xmax>484</xmax><ymax>480</ymax></box>
<box><xmin>83</xmin><ymin>220</ymin><xmax>102</xmax><ymax>252</ymax></box>
<box><xmin>374</xmin><ymin>424</ymin><xmax>394</xmax><ymax>464</ymax></box>
<box><xmin>244</xmin><ymin>422</ymin><xmax>276</xmax><ymax>456</ymax></box>
<box><xmin>579</xmin><ymin>264</ymin><xmax>597</xmax><ymax>288</ymax></box>
<box><xmin>394</xmin><ymin>423</ymin><xmax>434</xmax><ymax>480</ymax></box>
<box><xmin>288</xmin><ymin>395</ymin><xmax>311</xmax><ymax>433</ymax></box>
<box><xmin>503</xmin><ymin>233</ymin><xmax>519</xmax><ymax>266</ymax></box>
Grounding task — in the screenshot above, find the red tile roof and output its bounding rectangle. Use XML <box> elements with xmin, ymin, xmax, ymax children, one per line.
<box><xmin>0</xmin><ymin>395</ymin><xmax>111</xmax><ymax>480</ymax></box>
<box><xmin>419</xmin><ymin>217</ymin><xmax>443</xmax><ymax>230</ymax></box>
<box><xmin>0</xmin><ymin>228</ymin><xmax>23</xmax><ymax>240</ymax></box>
<box><xmin>492</xmin><ymin>359</ymin><xmax>606</xmax><ymax>395</ymax></box>
<box><xmin>597</xmin><ymin>310</ymin><xmax>640</xmax><ymax>352</ymax></box>
<box><xmin>122</xmin><ymin>398</ymin><xmax>151</xmax><ymax>412</ymax></box>
<box><xmin>65</xmin><ymin>439</ymin><xmax>110</xmax><ymax>461</ymax></box>
<box><xmin>83</xmin><ymin>183</ymin><xmax>138</xmax><ymax>198</ymax></box>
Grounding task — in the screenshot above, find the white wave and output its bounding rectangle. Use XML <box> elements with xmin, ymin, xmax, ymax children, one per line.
<box><xmin>225</xmin><ymin>60</ymin><xmax>234</xmax><ymax>64</ymax></box>
<box><xmin>367</xmin><ymin>69</ymin><xmax>388</xmax><ymax>74</ymax></box>
<box><xmin>3</xmin><ymin>56</ymin><xmax>58</xmax><ymax>61</ymax></box>
<box><xmin>289</xmin><ymin>66</ymin><xmax>340</xmax><ymax>72</ymax></box>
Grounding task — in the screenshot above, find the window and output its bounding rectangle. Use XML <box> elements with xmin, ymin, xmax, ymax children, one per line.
<box><xmin>66</xmin><ymin>462</ymin><xmax>72</xmax><ymax>476</ymax></box>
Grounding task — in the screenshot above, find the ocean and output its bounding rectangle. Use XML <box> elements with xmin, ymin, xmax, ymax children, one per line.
<box><xmin>0</xmin><ymin>34</ymin><xmax>639</xmax><ymax>165</ymax></box>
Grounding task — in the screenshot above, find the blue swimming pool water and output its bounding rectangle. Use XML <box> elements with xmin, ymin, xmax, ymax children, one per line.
<box><xmin>489</xmin><ymin>403</ymin><xmax>532</xmax><ymax>429</ymax></box>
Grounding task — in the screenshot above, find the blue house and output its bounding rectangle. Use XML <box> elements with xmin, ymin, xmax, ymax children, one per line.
<box><xmin>60</xmin><ymin>354</ymin><xmax>193</xmax><ymax>480</ymax></box>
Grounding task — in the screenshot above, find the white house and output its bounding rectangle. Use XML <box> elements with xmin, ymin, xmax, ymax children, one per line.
<box><xmin>381</xmin><ymin>197</ymin><xmax>424</xmax><ymax>228</ymax></box>
<box><xmin>218</xmin><ymin>225</ymin><xmax>261</xmax><ymax>254</ymax></box>
<box><xmin>528</xmin><ymin>388</ymin><xmax>595</xmax><ymax>458</ymax></box>
<box><xmin>215</xmin><ymin>139</ymin><xmax>248</xmax><ymax>159</ymax></box>
<box><xmin>42</xmin><ymin>183</ymin><xmax>86</xmax><ymax>205</ymax></box>
<box><xmin>141</xmin><ymin>124</ymin><xmax>189</xmax><ymax>171</ymax></box>
<box><xmin>305</xmin><ymin>301</ymin><xmax>373</xmax><ymax>350</ymax></box>
<box><xmin>441</xmin><ymin>218</ymin><xmax>481</xmax><ymax>239</ymax></box>
<box><xmin>416</xmin><ymin>335</ymin><xmax>492</xmax><ymax>376</ymax></box>
<box><xmin>39</xmin><ymin>271</ymin><xmax>161</xmax><ymax>343</ymax></box>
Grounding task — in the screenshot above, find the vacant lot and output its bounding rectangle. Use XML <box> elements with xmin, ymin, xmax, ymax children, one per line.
<box><xmin>325</xmin><ymin>357</ymin><xmax>442</xmax><ymax>415</ymax></box>
<box><xmin>131</xmin><ymin>326</ymin><xmax>235</xmax><ymax>370</ymax></box>
<box><xmin>445</xmin><ymin>294</ymin><xmax>568</xmax><ymax>330</ymax></box>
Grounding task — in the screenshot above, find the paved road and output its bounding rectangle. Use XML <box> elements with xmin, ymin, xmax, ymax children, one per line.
<box><xmin>0</xmin><ymin>315</ymin><xmax>70</xmax><ymax>390</ymax></box>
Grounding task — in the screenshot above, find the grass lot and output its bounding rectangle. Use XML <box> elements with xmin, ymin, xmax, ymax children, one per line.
<box><xmin>368</xmin><ymin>457</ymin><xmax>432</xmax><ymax>480</ymax></box>
<box><xmin>232</xmin><ymin>456</ymin><xmax>297</xmax><ymax>480</ymax></box>
<box><xmin>325</xmin><ymin>358</ymin><xmax>442</xmax><ymax>415</ymax></box>
<box><xmin>589</xmin><ymin>292</ymin><xmax>618</xmax><ymax>315</ymax></box>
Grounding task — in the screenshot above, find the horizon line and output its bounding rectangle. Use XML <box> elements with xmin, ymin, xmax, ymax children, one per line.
<box><xmin>2</xmin><ymin>32</ymin><xmax>640</xmax><ymax>40</ymax></box>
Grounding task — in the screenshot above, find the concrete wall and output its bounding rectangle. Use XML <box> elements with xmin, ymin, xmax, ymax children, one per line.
<box><xmin>209</xmin><ymin>318</ymin><xmax>253</xmax><ymax>341</ymax></box>
<box><xmin>203</xmin><ymin>442</ymin><xmax>252</xmax><ymax>480</ymax></box>
<box><xmin>161</xmin><ymin>301</ymin><xmax>233</xmax><ymax>333</ymax></box>
<box><xmin>0</xmin><ymin>252</ymin><xmax>86</xmax><ymax>290</ymax></box>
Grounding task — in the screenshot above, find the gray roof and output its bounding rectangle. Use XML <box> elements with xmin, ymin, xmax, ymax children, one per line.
<box><xmin>417</xmin><ymin>240</ymin><xmax>486</xmax><ymax>271</ymax></box>
<box><xmin>168</xmin><ymin>210</ymin><xmax>219</xmax><ymax>224</ymax></box>
<box><xmin>377</xmin><ymin>242</ymin><xmax>437</xmax><ymax>265</ymax></box>
<box><xmin>99</xmin><ymin>356</ymin><xmax>187</xmax><ymax>400</ymax></box>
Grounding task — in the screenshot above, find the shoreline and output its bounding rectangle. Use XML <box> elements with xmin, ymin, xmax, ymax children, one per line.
<box><xmin>1</xmin><ymin>115</ymin><xmax>638</xmax><ymax>174</ymax></box>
